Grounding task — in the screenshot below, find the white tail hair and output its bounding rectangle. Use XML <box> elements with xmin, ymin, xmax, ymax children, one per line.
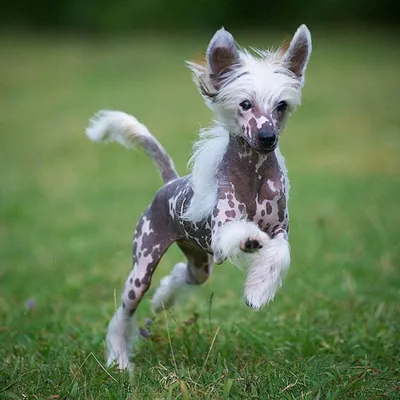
<box><xmin>86</xmin><ymin>110</ymin><xmax>178</xmax><ymax>183</ymax></box>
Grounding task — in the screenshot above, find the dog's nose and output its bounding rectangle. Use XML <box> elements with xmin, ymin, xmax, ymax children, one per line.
<box><xmin>258</xmin><ymin>131</ymin><xmax>276</xmax><ymax>147</ymax></box>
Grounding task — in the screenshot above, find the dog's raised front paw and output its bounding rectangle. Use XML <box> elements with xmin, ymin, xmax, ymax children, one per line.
<box><xmin>240</xmin><ymin>238</ymin><xmax>263</xmax><ymax>253</ymax></box>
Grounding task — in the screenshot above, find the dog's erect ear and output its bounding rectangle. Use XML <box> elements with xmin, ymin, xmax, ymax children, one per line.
<box><xmin>282</xmin><ymin>25</ymin><xmax>312</xmax><ymax>82</ymax></box>
<box><xmin>206</xmin><ymin>28</ymin><xmax>240</xmax><ymax>89</ymax></box>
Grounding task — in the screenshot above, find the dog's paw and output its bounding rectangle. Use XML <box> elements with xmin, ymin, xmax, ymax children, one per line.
<box><xmin>244</xmin><ymin>296</ymin><xmax>258</xmax><ymax>310</ymax></box>
<box><xmin>243</xmin><ymin>285</ymin><xmax>268</xmax><ymax>311</ymax></box>
<box><xmin>240</xmin><ymin>238</ymin><xmax>263</xmax><ymax>253</ymax></box>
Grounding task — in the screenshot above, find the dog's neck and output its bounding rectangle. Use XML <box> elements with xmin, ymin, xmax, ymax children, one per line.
<box><xmin>213</xmin><ymin>134</ymin><xmax>286</xmax><ymax>222</ymax></box>
<box><xmin>184</xmin><ymin>127</ymin><xmax>285</xmax><ymax>222</ymax></box>
<box><xmin>219</xmin><ymin>135</ymin><xmax>280</xmax><ymax>183</ymax></box>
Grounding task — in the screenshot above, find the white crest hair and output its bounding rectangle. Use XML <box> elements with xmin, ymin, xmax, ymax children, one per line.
<box><xmin>183</xmin><ymin>124</ymin><xmax>228</xmax><ymax>221</ymax></box>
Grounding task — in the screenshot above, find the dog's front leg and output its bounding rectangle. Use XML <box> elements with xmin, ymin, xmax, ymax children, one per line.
<box><xmin>209</xmin><ymin>195</ymin><xmax>290</xmax><ymax>310</ymax></box>
<box><xmin>243</xmin><ymin>232</ymin><xmax>290</xmax><ymax>310</ymax></box>
<box><xmin>210</xmin><ymin>196</ymin><xmax>270</xmax><ymax>265</ymax></box>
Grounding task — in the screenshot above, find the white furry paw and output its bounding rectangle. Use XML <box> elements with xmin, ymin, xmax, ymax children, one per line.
<box><xmin>212</xmin><ymin>220</ymin><xmax>270</xmax><ymax>264</ymax></box>
<box><xmin>244</xmin><ymin>279</ymin><xmax>276</xmax><ymax>311</ymax></box>
<box><xmin>106</xmin><ymin>338</ymin><xmax>132</xmax><ymax>370</ymax></box>
<box><xmin>243</xmin><ymin>236</ymin><xmax>291</xmax><ymax>310</ymax></box>
<box><xmin>152</xmin><ymin>262</ymin><xmax>188</xmax><ymax>312</ymax></box>
<box><xmin>106</xmin><ymin>308</ymin><xmax>136</xmax><ymax>370</ymax></box>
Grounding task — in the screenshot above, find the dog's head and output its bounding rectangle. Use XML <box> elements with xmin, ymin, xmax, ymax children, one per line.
<box><xmin>188</xmin><ymin>25</ymin><xmax>312</xmax><ymax>152</ymax></box>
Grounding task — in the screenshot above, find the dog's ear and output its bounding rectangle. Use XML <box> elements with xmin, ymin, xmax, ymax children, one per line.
<box><xmin>282</xmin><ymin>25</ymin><xmax>312</xmax><ymax>82</ymax></box>
<box><xmin>206</xmin><ymin>27</ymin><xmax>240</xmax><ymax>90</ymax></box>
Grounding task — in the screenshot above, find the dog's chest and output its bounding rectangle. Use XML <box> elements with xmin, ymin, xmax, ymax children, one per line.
<box><xmin>219</xmin><ymin>148</ymin><xmax>290</xmax><ymax>236</ymax></box>
<box><xmin>251</xmin><ymin>175</ymin><xmax>289</xmax><ymax>234</ymax></box>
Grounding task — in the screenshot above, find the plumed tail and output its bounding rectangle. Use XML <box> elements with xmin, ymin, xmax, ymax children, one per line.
<box><xmin>86</xmin><ymin>110</ymin><xmax>178</xmax><ymax>183</ymax></box>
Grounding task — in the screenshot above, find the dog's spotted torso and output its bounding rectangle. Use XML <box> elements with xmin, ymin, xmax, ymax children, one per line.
<box><xmin>152</xmin><ymin>137</ymin><xmax>290</xmax><ymax>257</ymax></box>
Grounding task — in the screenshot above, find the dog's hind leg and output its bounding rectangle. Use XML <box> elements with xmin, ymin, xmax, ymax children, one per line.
<box><xmin>152</xmin><ymin>240</ymin><xmax>212</xmax><ymax>312</ymax></box>
<box><xmin>106</xmin><ymin>206</ymin><xmax>178</xmax><ymax>369</ymax></box>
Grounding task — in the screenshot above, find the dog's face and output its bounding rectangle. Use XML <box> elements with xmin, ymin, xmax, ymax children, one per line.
<box><xmin>236</xmin><ymin>97</ymin><xmax>288</xmax><ymax>153</ymax></box>
<box><xmin>188</xmin><ymin>25</ymin><xmax>312</xmax><ymax>153</ymax></box>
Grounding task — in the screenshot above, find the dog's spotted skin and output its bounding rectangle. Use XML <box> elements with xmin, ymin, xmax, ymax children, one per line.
<box><xmin>120</xmin><ymin>134</ymin><xmax>289</xmax><ymax>317</ymax></box>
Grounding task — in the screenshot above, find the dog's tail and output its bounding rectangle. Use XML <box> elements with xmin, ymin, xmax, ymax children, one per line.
<box><xmin>85</xmin><ymin>110</ymin><xmax>178</xmax><ymax>183</ymax></box>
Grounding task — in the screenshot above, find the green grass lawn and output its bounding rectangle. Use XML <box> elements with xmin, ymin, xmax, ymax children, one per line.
<box><xmin>0</xmin><ymin>30</ymin><xmax>399</xmax><ymax>399</ymax></box>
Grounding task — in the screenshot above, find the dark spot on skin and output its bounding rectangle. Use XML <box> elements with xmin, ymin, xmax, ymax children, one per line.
<box><xmin>238</xmin><ymin>204</ymin><xmax>245</xmax><ymax>213</ymax></box>
<box><xmin>211</xmin><ymin>220</ymin><xmax>215</xmax><ymax>229</ymax></box>
<box><xmin>258</xmin><ymin>219</ymin><xmax>263</xmax><ymax>228</ymax></box>
<box><xmin>129</xmin><ymin>278</ymin><xmax>133</xmax><ymax>284</ymax></box>
<box><xmin>218</xmin><ymin>221</ymin><xmax>222</xmax><ymax>227</ymax></box>
<box><xmin>141</xmin><ymin>231</ymin><xmax>155</xmax><ymax>257</ymax></box>
<box><xmin>213</xmin><ymin>208</ymin><xmax>219</xmax><ymax>217</ymax></box>
<box><xmin>140</xmin><ymin>259</ymin><xmax>158</xmax><ymax>288</ymax></box>
<box><xmin>277</xmin><ymin>194</ymin><xmax>286</xmax><ymax>222</ymax></box>
<box><xmin>272</xmin><ymin>224</ymin><xmax>280</xmax><ymax>233</ymax></box>
<box><xmin>141</xmin><ymin>276</ymin><xmax>149</xmax><ymax>285</ymax></box>
<box><xmin>261</xmin><ymin>209</ymin><xmax>266</xmax><ymax>217</ymax></box>
<box><xmin>228</xmin><ymin>200</ymin><xmax>235</xmax><ymax>208</ymax></box>
<box><xmin>227</xmin><ymin>194</ymin><xmax>233</xmax><ymax>200</ymax></box>
<box><xmin>266</xmin><ymin>202</ymin><xmax>272</xmax><ymax>215</ymax></box>
<box><xmin>225</xmin><ymin>210</ymin><xmax>236</xmax><ymax>218</ymax></box>
<box><xmin>122</xmin><ymin>302</ymin><xmax>126</xmax><ymax>309</ymax></box>
<box><xmin>128</xmin><ymin>290</ymin><xmax>136</xmax><ymax>300</ymax></box>
<box><xmin>135</xmin><ymin>278</ymin><xmax>141</xmax><ymax>288</ymax></box>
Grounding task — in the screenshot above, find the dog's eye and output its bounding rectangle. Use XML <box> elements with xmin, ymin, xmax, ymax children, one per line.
<box><xmin>240</xmin><ymin>100</ymin><xmax>252</xmax><ymax>111</ymax></box>
<box><xmin>277</xmin><ymin>101</ymin><xmax>288</xmax><ymax>114</ymax></box>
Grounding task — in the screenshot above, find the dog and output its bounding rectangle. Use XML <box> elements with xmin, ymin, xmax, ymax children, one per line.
<box><xmin>86</xmin><ymin>25</ymin><xmax>312</xmax><ymax>369</ymax></box>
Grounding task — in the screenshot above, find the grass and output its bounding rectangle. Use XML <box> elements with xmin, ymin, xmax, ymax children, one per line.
<box><xmin>0</xmin><ymin>29</ymin><xmax>399</xmax><ymax>399</ymax></box>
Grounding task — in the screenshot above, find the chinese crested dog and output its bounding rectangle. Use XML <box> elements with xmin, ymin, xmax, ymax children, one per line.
<box><xmin>86</xmin><ymin>25</ymin><xmax>312</xmax><ymax>369</ymax></box>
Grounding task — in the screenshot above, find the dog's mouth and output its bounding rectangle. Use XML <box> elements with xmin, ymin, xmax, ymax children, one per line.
<box><xmin>256</xmin><ymin>144</ymin><xmax>277</xmax><ymax>153</ymax></box>
<box><xmin>251</xmin><ymin>142</ymin><xmax>278</xmax><ymax>154</ymax></box>
<box><xmin>240</xmin><ymin>136</ymin><xmax>278</xmax><ymax>154</ymax></box>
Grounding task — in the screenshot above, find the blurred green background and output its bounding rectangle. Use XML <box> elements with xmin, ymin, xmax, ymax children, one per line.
<box><xmin>1</xmin><ymin>2</ymin><xmax>399</xmax><ymax>399</ymax></box>
<box><xmin>1</xmin><ymin>0</ymin><xmax>398</xmax><ymax>32</ymax></box>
